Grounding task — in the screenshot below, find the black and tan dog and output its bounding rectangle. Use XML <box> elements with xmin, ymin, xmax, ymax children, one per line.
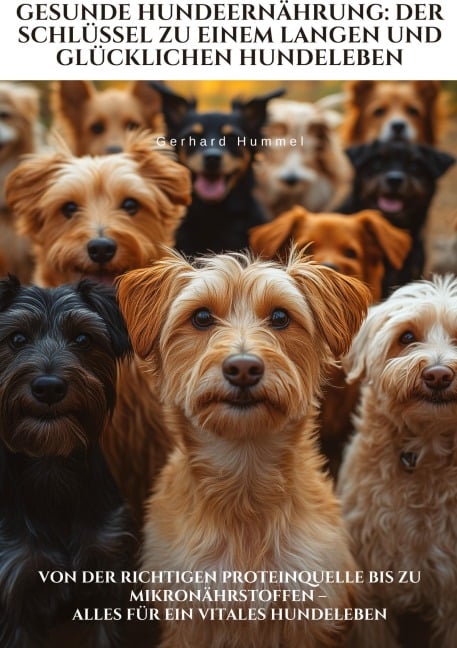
<box><xmin>342</xmin><ymin>139</ymin><xmax>455</xmax><ymax>295</ymax></box>
<box><xmin>150</xmin><ymin>81</ymin><xmax>284</xmax><ymax>256</ymax></box>
<box><xmin>0</xmin><ymin>278</ymin><xmax>134</xmax><ymax>648</ymax></box>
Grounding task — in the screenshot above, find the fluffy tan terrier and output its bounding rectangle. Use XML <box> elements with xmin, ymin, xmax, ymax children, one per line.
<box><xmin>338</xmin><ymin>275</ymin><xmax>457</xmax><ymax>647</ymax></box>
<box><xmin>117</xmin><ymin>250</ymin><xmax>371</xmax><ymax>648</ymax></box>
<box><xmin>5</xmin><ymin>133</ymin><xmax>191</xmax><ymax>527</ymax></box>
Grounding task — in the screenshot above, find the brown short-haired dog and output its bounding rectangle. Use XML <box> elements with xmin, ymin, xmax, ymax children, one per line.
<box><xmin>117</xmin><ymin>250</ymin><xmax>371</xmax><ymax>648</ymax></box>
<box><xmin>341</xmin><ymin>80</ymin><xmax>444</xmax><ymax>146</ymax></box>
<box><xmin>5</xmin><ymin>133</ymin><xmax>191</xmax><ymax>526</ymax></box>
<box><xmin>51</xmin><ymin>80</ymin><xmax>163</xmax><ymax>156</ymax></box>
<box><xmin>338</xmin><ymin>275</ymin><xmax>457</xmax><ymax>647</ymax></box>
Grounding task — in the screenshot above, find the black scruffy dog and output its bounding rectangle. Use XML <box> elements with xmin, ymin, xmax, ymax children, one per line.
<box><xmin>0</xmin><ymin>278</ymin><xmax>134</xmax><ymax>648</ymax></box>
<box><xmin>150</xmin><ymin>81</ymin><xmax>284</xmax><ymax>257</ymax></box>
<box><xmin>341</xmin><ymin>139</ymin><xmax>455</xmax><ymax>295</ymax></box>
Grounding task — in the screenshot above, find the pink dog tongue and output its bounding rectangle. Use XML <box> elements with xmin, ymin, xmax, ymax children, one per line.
<box><xmin>195</xmin><ymin>175</ymin><xmax>226</xmax><ymax>201</ymax></box>
<box><xmin>378</xmin><ymin>196</ymin><xmax>404</xmax><ymax>213</ymax></box>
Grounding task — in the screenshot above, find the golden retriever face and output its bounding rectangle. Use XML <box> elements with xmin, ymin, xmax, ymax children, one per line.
<box><xmin>5</xmin><ymin>134</ymin><xmax>191</xmax><ymax>286</ymax></box>
<box><xmin>117</xmin><ymin>251</ymin><xmax>370</xmax><ymax>440</ymax></box>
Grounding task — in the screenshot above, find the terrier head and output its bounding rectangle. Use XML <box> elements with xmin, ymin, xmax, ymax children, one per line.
<box><xmin>0</xmin><ymin>277</ymin><xmax>131</xmax><ymax>457</ymax></box>
<box><xmin>117</xmin><ymin>250</ymin><xmax>370</xmax><ymax>439</ymax></box>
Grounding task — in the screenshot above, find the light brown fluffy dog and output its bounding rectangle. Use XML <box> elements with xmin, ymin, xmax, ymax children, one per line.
<box><xmin>5</xmin><ymin>133</ymin><xmax>192</xmax><ymax>527</ymax></box>
<box><xmin>338</xmin><ymin>275</ymin><xmax>457</xmax><ymax>647</ymax></box>
<box><xmin>250</xmin><ymin>206</ymin><xmax>412</xmax><ymax>475</ymax></box>
<box><xmin>51</xmin><ymin>80</ymin><xmax>163</xmax><ymax>156</ymax></box>
<box><xmin>255</xmin><ymin>99</ymin><xmax>352</xmax><ymax>217</ymax></box>
<box><xmin>117</xmin><ymin>250</ymin><xmax>371</xmax><ymax>648</ymax></box>
<box><xmin>341</xmin><ymin>80</ymin><xmax>444</xmax><ymax>146</ymax></box>
<box><xmin>0</xmin><ymin>82</ymin><xmax>42</xmax><ymax>281</ymax></box>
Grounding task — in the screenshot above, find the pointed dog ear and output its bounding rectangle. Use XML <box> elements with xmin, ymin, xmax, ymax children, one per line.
<box><xmin>0</xmin><ymin>275</ymin><xmax>21</xmax><ymax>311</ymax></box>
<box><xmin>76</xmin><ymin>281</ymin><xmax>133</xmax><ymax>361</ymax></box>
<box><xmin>116</xmin><ymin>252</ymin><xmax>194</xmax><ymax>360</ymax></box>
<box><xmin>250</xmin><ymin>207</ymin><xmax>310</xmax><ymax>259</ymax></box>
<box><xmin>148</xmin><ymin>82</ymin><xmax>196</xmax><ymax>137</ymax></box>
<box><xmin>233</xmin><ymin>88</ymin><xmax>285</xmax><ymax>139</ymax></box>
<box><xmin>418</xmin><ymin>145</ymin><xmax>455</xmax><ymax>179</ymax></box>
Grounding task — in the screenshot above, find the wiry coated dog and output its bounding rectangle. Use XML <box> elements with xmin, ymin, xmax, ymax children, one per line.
<box><xmin>117</xmin><ymin>250</ymin><xmax>371</xmax><ymax>648</ymax></box>
<box><xmin>342</xmin><ymin>139</ymin><xmax>455</xmax><ymax>294</ymax></box>
<box><xmin>0</xmin><ymin>82</ymin><xmax>41</xmax><ymax>281</ymax></box>
<box><xmin>51</xmin><ymin>80</ymin><xmax>163</xmax><ymax>155</ymax></box>
<box><xmin>150</xmin><ymin>81</ymin><xmax>283</xmax><ymax>256</ymax></box>
<box><xmin>254</xmin><ymin>98</ymin><xmax>352</xmax><ymax>217</ymax></box>
<box><xmin>250</xmin><ymin>206</ymin><xmax>412</xmax><ymax>475</ymax></box>
<box><xmin>0</xmin><ymin>277</ymin><xmax>133</xmax><ymax>648</ymax></box>
<box><xmin>341</xmin><ymin>80</ymin><xmax>444</xmax><ymax>145</ymax></box>
<box><xmin>5</xmin><ymin>133</ymin><xmax>192</xmax><ymax>527</ymax></box>
<box><xmin>338</xmin><ymin>275</ymin><xmax>457</xmax><ymax>648</ymax></box>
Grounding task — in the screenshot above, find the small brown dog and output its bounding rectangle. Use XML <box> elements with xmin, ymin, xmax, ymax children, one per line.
<box><xmin>341</xmin><ymin>80</ymin><xmax>444</xmax><ymax>145</ymax></box>
<box><xmin>51</xmin><ymin>80</ymin><xmax>163</xmax><ymax>155</ymax></box>
<box><xmin>255</xmin><ymin>98</ymin><xmax>352</xmax><ymax>217</ymax></box>
<box><xmin>250</xmin><ymin>206</ymin><xmax>412</xmax><ymax>475</ymax></box>
<box><xmin>338</xmin><ymin>275</ymin><xmax>457</xmax><ymax>647</ymax></box>
<box><xmin>0</xmin><ymin>82</ymin><xmax>42</xmax><ymax>281</ymax></box>
<box><xmin>117</xmin><ymin>250</ymin><xmax>371</xmax><ymax>648</ymax></box>
<box><xmin>5</xmin><ymin>133</ymin><xmax>192</xmax><ymax>527</ymax></box>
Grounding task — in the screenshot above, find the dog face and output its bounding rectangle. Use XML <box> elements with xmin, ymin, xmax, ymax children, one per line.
<box><xmin>255</xmin><ymin>99</ymin><xmax>351</xmax><ymax>214</ymax></box>
<box><xmin>342</xmin><ymin>80</ymin><xmax>443</xmax><ymax>145</ymax></box>
<box><xmin>151</xmin><ymin>82</ymin><xmax>284</xmax><ymax>203</ymax></box>
<box><xmin>346</xmin><ymin>140</ymin><xmax>455</xmax><ymax>231</ymax></box>
<box><xmin>250</xmin><ymin>206</ymin><xmax>412</xmax><ymax>301</ymax></box>
<box><xmin>117</xmin><ymin>251</ymin><xmax>370</xmax><ymax>439</ymax></box>
<box><xmin>0</xmin><ymin>277</ymin><xmax>131</xmax><ymax>457</ymax></box>
<box><xmin>345</xmin><ymin>275</ymin><xmax>457</xmax><ymax>431</ymax></box>
<box><xmin>0</xmin><ymin>82</ymin><xmax>39</xmax><ymax>164</ymax></box>
<box><xmin>5</xmin><ymin>133</ymin><xmax>191</xmax><ymax>286</ymax></box>
<box><xmin>51</xmin><ymin>80</ymin><xmax>163</xmax><ymax>156</ymax></box>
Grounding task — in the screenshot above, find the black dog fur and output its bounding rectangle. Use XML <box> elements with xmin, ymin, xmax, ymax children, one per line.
<box><xmin>341</xmin><ymin>139</ymin><xmax>455</xmax><ymax>295</ymax></box>
<box><xmin>150</xmin><ymin>81</ymin><xmax>284</xmax><ymax>257</ymax></box>
<box><xmin>0</xmin><ymin>278</ymin><xmax>134</xmax><ymax>648</ymax></box>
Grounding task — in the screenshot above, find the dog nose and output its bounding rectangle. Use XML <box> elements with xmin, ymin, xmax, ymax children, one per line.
<box><xmin>222</xmin><ymin>354</ymin><xmax>265</xmax><ymax>387</ymax></box>
<box><xmin>390</xmin><ymin>120</ymin><xmax>406</xmax><ymax>137</ymax></box>
<box><xmin>87</xmin><ymin>237</ymin><xmax>117</xmax><ymax>264</ymax></box>
<box><xmin>105</xmin><ymin>145</ymin><xmax>123</xmax><ymax>155</ymax></box>
<box><xmin>31</xmin><ymin>375</ymin><xmax>68</xmax><ymax>405</ymax></box>
<box><xmin>422</xmin><ymin>365</ymin><xmax>455</xmax><ymax>391</ymax></box>
<box><xmin>280</xmin><ymin>172</ymin><xmax>300</xmax><ymax>187</ymax></box>
<box><xmin>203</xmin><ymin>150</ymin><xmax>223</xmax><ymax>172</ymax></box>
<box><xmin>320</xmin><ymin>262</ymin><xmax>340</xmax><ymax>272</ymax></box>
<box><xmin>385</xmin><ymin>171</ymin><xmax>405</xmax><ymax>190</ymax></box>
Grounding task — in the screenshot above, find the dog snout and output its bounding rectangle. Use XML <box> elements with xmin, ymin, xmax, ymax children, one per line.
<box><xmin>280</xmin><ymin>172</ymin><xmax>301</xmax><ymax>187</ymax></box>
<box><xmin>87</xmin><ymin>237</ymin><xmax>117</xmax><ymax>264</ymax></box>
<box><xmin>222</xmin><ymin>353</ymin><xmax>265</xmax><ymax>387</ymax></box>
<box><xmin>390</xmin><ymin>120</ymin><xmax>407</xmax><ymax>138</ymax></box>
<box><xmin>31</xmin><ymin>375</ymin><xmax>68</xmax><ymax>405</ymax></box>
<box><xmin>421</xmin><ymin>365</ymin><xmax>455</xmax><ymax>391</ymax></box>
<box><xmin>385</xmin><ymin>170</ymin><xmax>405</xmax><ymax>191</ymax></box>
<box><xmin>203</xmin><ymin>149</ymin><xmax>223</xmax><ymax>173</ymax></box>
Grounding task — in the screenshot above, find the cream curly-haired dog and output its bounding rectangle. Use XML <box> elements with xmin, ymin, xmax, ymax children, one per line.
<box><xmin>338</xmin><ymin>275</ymin><xmax>457</xmax><ymax>648</ymax></box>
<box><xmin>117</xmin><ymin>250</ymin><xmax>371</xmax><ymax>648</ymax></box>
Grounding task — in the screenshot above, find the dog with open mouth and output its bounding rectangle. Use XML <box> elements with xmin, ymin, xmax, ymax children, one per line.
<box><xmin>341</xmin><ymin>139</ymin><xmax>455</xmax><ymax>295</ymax></box>
<box><xmin>150</xmin><ymin>81</ymin><xmax>284</xmax><ymax>256</ymax></box>
<box><xmin>338</xmin><ymin>275</ymin><xmax>457</xmax><ymax>648</ymax></box>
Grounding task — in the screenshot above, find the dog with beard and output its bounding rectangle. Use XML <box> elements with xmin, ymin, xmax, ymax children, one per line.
<box><xmin>116</xmin><ymin>250</ymin><xmax>371</xmax><ymax>648</ymax></box>
<box><xmin>0</xmin><ymin>277</ymin><xmax>133</xmax><ymax>648</ymax></box>
<box><xmin>150</xmin><ymin>81</ymin><xmax>284</xmax><ymax>256</ymax></box>
<box><xmin>338</xmin><ymin>275</ymin><xmax>457</xmax><ymax>648</ymax></box>
<box><xmin>5</xmin><ymin>132</ymin><xmax>192</xmax><ymax>528</ymax></box>
<box><xmin>341</xmin><ymin>139</ymin><xmax>455</xmax><ymax>295</ymax></box>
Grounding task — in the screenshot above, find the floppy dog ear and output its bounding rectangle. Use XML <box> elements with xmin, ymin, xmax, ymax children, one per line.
<box><xmin>0</xmin><ymin>275</ymin><xmax>21</xmax><ymax>311</ymax></box>
<box><xmin>345</xmin><ymin>143</ymin><xmax>373</xmax><ymax>169</ymax></box>
<box><xmin>414</xmin><ymin>81</ymin><xmax>442</xmax><ymax>145</ymax></box>
<box><xmin>233</xmin><ymin>88</ymin><xmax>285</xmax><ymax>139</ymax></box>
<box><xmin>357</xmin><ymin>210</ymin><xmax>412</xmax><ymax>270</ymax></box>
<box><xmin>418</xmin><ymin>145</ymin><xmax>455</xmax><ymax>179</ymax></box>
<box><xmin>5</xmin><ymin>152</ymin><xmax>68</xmax><ymax>238</ymax></box>
<box><xmin>289</xmin><ymin>258</ymin><xmax>371</xmax><ymax>358</ymax></box>
<box><xmin>130</xmin><ymin>80</ymin><xmax>163</xmax><ymax>124</ymax></box>
<box><xmin>77</xmin><ymin>281</ymin><xmax>133</xmax><ymax>361</ymax></box>
<box><xmin>116</xmin><ymin>252</ymin><xmax>194</xmax><ymax>360</ymax></box>
<box><xmin>343</xmin><ymin>304</ymin><xmax>389</xmax><ymax>382</ymax></box>
<box><xmin>250</xmin><ymin>207</ymin><xmax>309</xmax><ymax>259</ymax></box>
<box><xmin>148</xmin><ymin>82</ymin><xmax>196</xmax><ymax>137</ymax></box>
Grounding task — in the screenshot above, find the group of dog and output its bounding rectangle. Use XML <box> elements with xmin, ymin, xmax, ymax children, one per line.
<box><xmin>0</xmin><ymin>78</ymin><xmax>456</xmax><ymax>647</ymax></box>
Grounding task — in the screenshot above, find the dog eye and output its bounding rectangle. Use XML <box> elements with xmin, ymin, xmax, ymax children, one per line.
<box><xmin>74</xmin><ymin>333</ymin><xmax>92</xmax><ymax>349</ymax></box>
<box><xmin>0</xmin><ymin>111</ymin><xmax>10</xmax><ymax>120</ymax></box>
<box><xmin>126</xmin><ymin>120</ymin><xmax>140</xmax><ymax>131</ymax></box>
<box><xmin>270</xmin><ymin>309</ymin><xmax>290</xmax><ymax>329</ymax></box>
<box><xmin>406</xmin><ymin>105</ymin><xmax>420</xmax><ymax>117</ymax></box>
<box><xmin>191</xmin><ymin>308</ymin><xmax>215</xmax><ymax>330</ymax></box>
<box><xmin>399</xmin><ymin>331</ymin><xmax>416</xmax><ymax>345</ymax></box>
<box><xmin>9</xmin><ymin>332</ymin><xmax>28</xmax><ymax>349</ymax></box>
<box><xmin>121</xmin><ymin>198</ymin><xmax>140</xmax><ymax>216</ymax></box>
<box><xmin>61</xmin><ymin>202</ymin><xmax>79</xmax><ymax>219</ymax></box>
<box><xmin>373</xmin><ymin>107</ymin><xmax>386</xmax><ymax>118</ymax></box>
<box><xmin>90</xmin><ymin>121</ymin><xmax>105</xmax><ymax>135</ymax></box>
<box><xmin>343</xmin><ymin>247</ymin><xmax>358</xmax><ymax>259</ymax></box>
